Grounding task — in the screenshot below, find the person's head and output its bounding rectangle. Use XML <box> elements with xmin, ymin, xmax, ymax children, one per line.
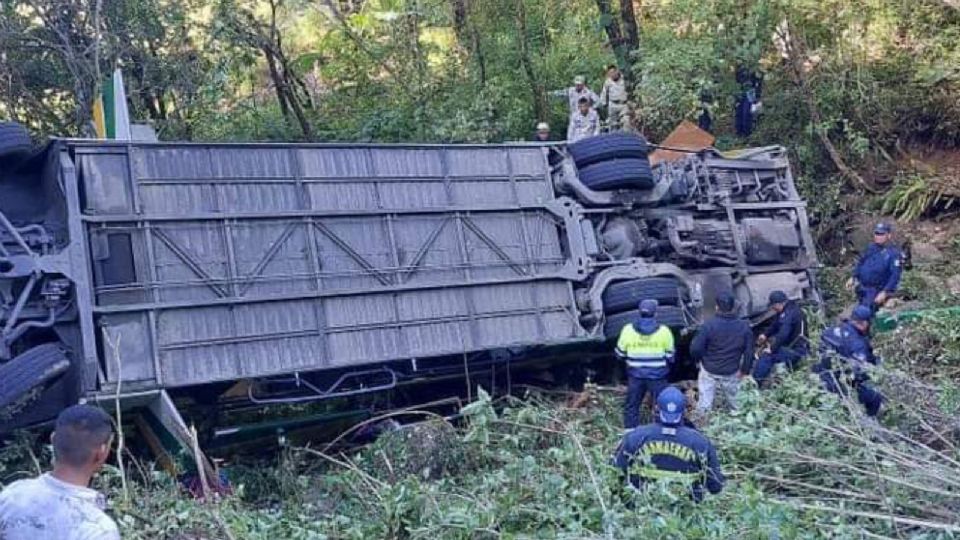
<box><xmin>574</xmin><ymin>75</ymin><xmax>585</xmax><ymax>91</ymax></box>
<box><xmin>716</xmin><ymin>291</ymin><xmax>737</xmax><ymax>314</ymax></box>
<box><xmin>607</xmin><ymin>64</ymin><xmax>620</xmax><ymax>80</ymax></box>
<box><xmin>638</xmin><ymin>298</ymin><xmax>658</xmax><ymax>319</ymax></box>
<box><xmin>535</xmin><ymin>122</ymin><xmax>550</xmax><ymax>140</ymax></box>
<box><xmin>52</xmin><ymin>404</ymin><xmax>114</xmax><ymax>475</ymax></box>
<box><xmin>656</xmin><ymin>386</ymin><xmax>686</xmax><ymax>425</ymax></box>
<box><xmin>850</xmin><ymin>305</ymin><xmax>873</xmax><ymax>333</ymax></box>
<box><xmin>873</xmin><ymin>223</ymin><xmax>892</xmax><ymax>245</ymax></box>
<box><xmin>768</xmin><ymin>290</ymin><xmax>788</xmax><ymax>313</ymax></box>
<box><xmin>577</xmin><ymin>97</ymin><xmax>590</xmax><ymax>115</ymax></box>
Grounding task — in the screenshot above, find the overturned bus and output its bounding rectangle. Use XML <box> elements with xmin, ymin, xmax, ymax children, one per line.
<box><xmin>0</xmin><ymin>122</ymin><xmax>819</xmax><ymax>438</ymax></box>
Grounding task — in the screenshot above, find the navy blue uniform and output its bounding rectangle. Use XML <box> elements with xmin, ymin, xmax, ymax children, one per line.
<box><xmin>853</xmin><ymin>243</ymin><xmax>902</xmax><ymax>314</ymax></box>
<box><xmin>753</xmin><ymin>301</ymin><xmax>807</xmax><ymax>383</ymax></box>
<box><xmin>813</xmin><ymin>321</ymin><xmax>884</xmax><ymax>416</ymax></box>
<box><xmin>614</xmin><ymin>422</ymin><xmax>724</xmax><ymax>501</ymax></box>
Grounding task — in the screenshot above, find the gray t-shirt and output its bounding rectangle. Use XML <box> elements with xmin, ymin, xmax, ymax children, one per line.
<box><xmin>0</xmin><ymin>473</ymin><xmax>120</xmax><ymax>540</ymax></box>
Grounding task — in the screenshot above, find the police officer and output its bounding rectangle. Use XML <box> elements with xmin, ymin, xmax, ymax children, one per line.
<box><xmin>614</xmin><ymin>386</ymin><xmax>725</xmax><ymax>502</ymax></box>
<box><xmin>616</xmin><ymin>299</ymin><xmax>675</xmax><ymax>430</ymax></box>
<box><xmin>599</xmin><ymin>64</ymin><xmax>628</xmax><ymax>131</ymax></box>
<box><xmin>551</xmin><ymin>75</ymin><xmax>599</xmax><ymax>117</ymax></box>
<box><xmin>813</xmin><ymin>305</ymin><xmax>884</xmax><ymax>417</ymax></box>
<box><xmin>848</xmin><ymin>222</ymin><xmax>902</xmax><ymax>315</ymax></box>
<box><xmin>752</xmin><ymin>290</ymin><xmax>807</xmax><ymax>386</ymax></box>
<box><xmin>567</xmin><ymin>97</ymin><xmax>600</xmax><ymax>142</ymax></box>
<box><xmin>532</xmin><ymin>122</ymin><xmax>552</xmax><ymax>142</ymax></box>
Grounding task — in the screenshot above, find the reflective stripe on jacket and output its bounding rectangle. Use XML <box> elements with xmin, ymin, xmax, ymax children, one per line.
<box><xmin>616</xmin><ymin>323</ymin><xmax>674</xmax><ymax>379</ymax></box>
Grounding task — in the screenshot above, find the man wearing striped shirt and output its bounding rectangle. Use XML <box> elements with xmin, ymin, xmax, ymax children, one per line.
<box><xmin>616</xmin><ymin>299</ymin><xmax>676</xmax><ymax>431</ymax></box>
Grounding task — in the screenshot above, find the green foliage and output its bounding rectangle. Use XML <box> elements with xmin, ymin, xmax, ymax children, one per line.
<box><xmin>882</xmin><ymin>173</ymin><xmax>960</xmax><ymax>222</ymax></box>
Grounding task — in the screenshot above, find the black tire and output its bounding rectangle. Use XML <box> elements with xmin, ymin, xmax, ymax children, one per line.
<box><xmin>0</xmin><ymin>344</ymin><xmax>71</xmax><ymax>409</ymax></box>
<box><xmin>0</xmin><ymin>122</ymin><xmax>32</xmax><ymax>167</ymax></box>
<box><xmin>568</xmin><ymin>133</ymin><xmax>649</xmax><ymax>168</ymax></box>
<box><xmin>602</xmin><ymin>277</ymin><xmax>683</xmax><ymax>314</ymax></box>
<box><xmin>578</xmin><ymin>158</ymin><xmax>655</xmax><ymax>191</ymax></box>
<box><xmin>604</xmin><ymin>306</ymin><xmax>687</xmax><ymax>340</ymax></box>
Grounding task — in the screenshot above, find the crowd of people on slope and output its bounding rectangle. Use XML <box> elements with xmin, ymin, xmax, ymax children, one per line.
<box><xmin>533</xmin><ymin>65</ymin><xmax>630</xmax><ymax>143</ymax></box>
<box><xmin>612</xmin><ymin>222</ymin><xmax>903</xmax><ymax>501</ymax></box>
<box><xmin>535</xmin><ymin>64</ymin><xmax>765</xmax><ymax>143</ymax></box>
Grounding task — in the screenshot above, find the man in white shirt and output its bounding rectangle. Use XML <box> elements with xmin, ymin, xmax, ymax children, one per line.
<box><xmin>0</xmin><ymin>404</ymin><xmax>120</xmax><ymax>540</ymax></box>
<box><xmin>567</xmin><ymin>97</ymin><xmax>600</xmax><ymax>142</ymax></box>
<box><xmin>552</xmin><ymin>75</ymin><xmax>599</xmax><ymax>117</ymax></box>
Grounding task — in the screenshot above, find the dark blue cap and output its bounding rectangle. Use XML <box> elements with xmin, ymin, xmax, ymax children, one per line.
<box><xmin>716</xmin><ymin>291</ymin><xmax>737</xmax><ymax>313</ymax></box>
<box><xmin>874</xmin><ymin>222</ymin><xmax>892</xmax><ymax>235</ymax></box>
<box><xmin>851</xmin><ymin>305</ymin><xmax>873</xmax><ymax>322</ymax></box>
<box><xmin>657</xmin><ymin>386</ymin><xmax>686</xmax><ymax>425</ymax></box>
<box><xmin>769</xmin><ymin>290</ymin><xmax>788</xmax><ymax>304</ymax></box>
<box><xmin>639</xmin><ymin>299</ymin><xmax>658</xmax><ymax>317</ymax></box>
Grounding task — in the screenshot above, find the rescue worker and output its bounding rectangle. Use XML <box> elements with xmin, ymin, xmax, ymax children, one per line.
<box><xmin>616</xmin><ymin>299</ymin><xmax>675</xmax><ymax>430</ymax></box>
<box><xmin>690</xmin><ymin>292</ymin><xmax>754</xmax><ymax>414</ymax></box>
<box><xmin>551</xmin><ymin>75</ymin><xmax>599</xmax><ymax>117</ymax></box>
<box><xmin>532</xmin><ymin>122</ymin><xmax>552</xmax><ymax>142</ymax></box>
<box><xmin>812</xmin><ymin>305</ymin><xmax>884</xmax><ymax>417</ymax></box>
<box><xmin>0</xmin><ymin>405</ymin><xmax>120</xmax><ymax>540</ymax></box>
<box><xmin>567</xmin><ymin>97</ymin><xmax>600</xmax><ymax>142</ymax></box>
<box><xmin>599</xmin><ymin>64</ymin><xmax>629</xmax><ymax>131</ymax></box>
<box><xmin>734</xmin><ymin>68</ymin><xmax>763</xmax><ymax>137</ymax></box>
<box><xmin>752</xmin><ymin>290</ymin><xmax>808</xmax><ymax>386</ymax></box>
<box><xmin>848</xmin><ymin>222</ymin><xmax>902</xmax><ymax>315</ymax></box>
<box><xmin>614</xmin><ymin>386</ymin><xmax>725</xmax><ymax>502</ymax></box>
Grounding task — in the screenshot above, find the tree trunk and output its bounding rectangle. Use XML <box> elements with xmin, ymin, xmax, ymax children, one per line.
<box><xmin>776</xmin><ymin>21</ymin><xmax>877</xmax><ymax>193</ymax></box>
<box><xmin>618</xmin><ymin>0</ymin><xmax>640</xmax><ymax>89</ymax></box>
<box><xmin>515</xmin><ymin>0</ymin><xmax>547</xmax><ymax>122</ymax></box>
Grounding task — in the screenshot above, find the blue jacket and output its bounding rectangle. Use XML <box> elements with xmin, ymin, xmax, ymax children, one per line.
<box><xmin>763</xmin><ymin>301</ymin><xmax>805</xmax><ymax>353</ymax></box>
<box><xmin>854</xmin><ymin>243</ymin><xmax>902</xmax><ymax>292</ymax></box>
<box><xmin>817</xmin><ymin>321</ymin><xmax>878</xmax><ymax>377</ymax></box>
<box><xmin>690</xmin><ymin>313</ymin><xmax>754</xmax><ymax>376</ymax></box>
<box><xmin>614</xmin><ymin>422</ymin><xmax>725</xmax><ymax>501</ymax></box>
<box><xmin>615</xmin><ymin>318</ymin><xmax>675</xmax><ymax>380</ymax></box>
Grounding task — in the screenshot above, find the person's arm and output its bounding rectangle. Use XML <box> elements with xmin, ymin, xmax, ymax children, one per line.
<box><xmin>615</xmin><ymin>327</ymin><xmax>629</xmax><ymax>360</ymax></box>
<box><xmin>769</xmin><ymin>313</ymin><xmax>794</xmax><ymax>351</ymax></box>
<box><xmin>591</xmin><ymin>111</ymin><xmax>600</xmax><ymax>136</ymax></box>
<box><xmin>588</xmin><ymin>89</ymin><xmax>600</xmax><ymax>107</ymax></box>
<box><xmin>883</xmin><ymin>250</ymin><xmax>903</xmax><ymax>293</ymax></box>
<box><xmin>704</xmin><ymin>444</ymin><xmax>725</xmax><ymax>494</ymax></box>
<box><xmin>548</xmin><ymin>88</ymin><xmax>568</xmax><ymax>98</ymax></box>
<box><xmin>740</xmin><ymin>323</ymin><xmax>755</xmax><ymax>375</ymax></box>
<box><xmin>566</xmin><ymin>117</ymin><xmax>575</xmax><ymax>141</ymax></box>
<box><xmin>689</xmin><ymin>324</ymin><xmax>708</xmax><ymax>362</ymax></box>
<box><xmin>761</xmin><ymin>316</ymin><xmax>781</xmax><ymax>344</ymax></box>
<box><xmin>663</xmin><ymin>327</ymin><xmax>676</xmax><ymax>364</ymax></box>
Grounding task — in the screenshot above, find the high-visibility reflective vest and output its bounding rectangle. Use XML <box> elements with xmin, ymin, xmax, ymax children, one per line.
<box><xmin>616</xmin><ymin>323</ymin><xmax>675</xmax><ymax>379</ymax></box>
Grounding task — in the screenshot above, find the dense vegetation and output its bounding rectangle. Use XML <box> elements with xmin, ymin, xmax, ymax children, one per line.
<box><xmin>2</xmin><ymin>1</ymin><xmax>960</xmax><ymax>538</ymax></box>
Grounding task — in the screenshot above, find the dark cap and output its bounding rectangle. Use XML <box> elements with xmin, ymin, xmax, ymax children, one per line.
<box><xmin>874</xmin><ymin>222</ymin><xmax>892</xmax><ymax>235</ymax></box>
<box><xmin>768</xmin><ymin>290</ymin><xmax>788</xmax><ymax>304</ymax></box>
<box><xmin>716</xmin><ymin>291</ymin><xmax>737</xmax><ymax>313</ymax></box>
<box><xmin>657</xmin><ymin>386</ymin><xmax>686</xmax><ymax>425</ymax></box>
<box><xmin>851</xmin><ymin>305</ymin><xmax>873</xmax><ymax>322</ymax></box>
<box><xmin>639</xmin><ymin>299</ymin><xmax>658</xmax><ymax>317</ymax></box>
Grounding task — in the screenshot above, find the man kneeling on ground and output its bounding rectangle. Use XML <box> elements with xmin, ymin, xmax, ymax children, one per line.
<box><xmin>614</xmin><ymin>386</ymin><xmax>725</xmax><ymax>502</ymax></box>
<box><xmin>0</xmin><ymin>404</ymin><xmax>120</xmax><ymax>540</ymax></box>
